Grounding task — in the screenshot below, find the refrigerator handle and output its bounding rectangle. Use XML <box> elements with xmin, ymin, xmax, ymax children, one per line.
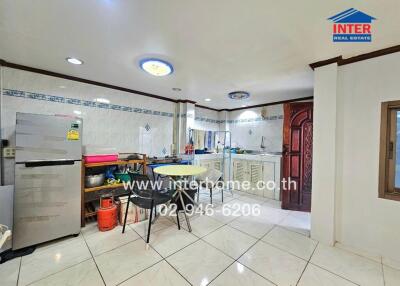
<box><xmin>24</xmin><ymin>160</ymin><xmax>75</xmax><ymax>168</ymax></box>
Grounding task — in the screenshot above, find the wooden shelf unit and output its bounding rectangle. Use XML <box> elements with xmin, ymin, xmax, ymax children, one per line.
<box><xmin>81</xmin><ymin>155</ymin><xmax>147</xmax><ymax>226</ymax></box>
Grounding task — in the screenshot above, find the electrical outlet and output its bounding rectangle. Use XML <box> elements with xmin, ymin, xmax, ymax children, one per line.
<box><xmin>3</xmin><ymin>147</ymin><xmax>15</xmax><ymax>158</ymax></box>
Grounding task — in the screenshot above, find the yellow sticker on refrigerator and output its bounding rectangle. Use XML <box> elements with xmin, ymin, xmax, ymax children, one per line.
<box><xmin>67</xmin><ymin>129</ymin><xmax>80</xmax><ymax>140</ymax></box>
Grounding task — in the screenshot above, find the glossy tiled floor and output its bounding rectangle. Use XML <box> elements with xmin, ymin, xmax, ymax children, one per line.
<box><xmin>2</xmin><ymin>190</ymin><xmax>400</xmax><ymax>286</ymax></box>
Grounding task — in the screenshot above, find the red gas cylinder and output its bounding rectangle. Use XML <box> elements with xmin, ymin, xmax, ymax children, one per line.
<box><xmin>97</xmin><ymin>194</ymin><xmax>117</xmax><ymax>232</ymax></box>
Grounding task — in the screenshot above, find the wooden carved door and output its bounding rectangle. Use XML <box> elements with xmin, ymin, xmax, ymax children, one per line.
<box><xmin>281</xmin><ymin>102</ymin><xmax>313</xmax><ymax>212</ymax></box>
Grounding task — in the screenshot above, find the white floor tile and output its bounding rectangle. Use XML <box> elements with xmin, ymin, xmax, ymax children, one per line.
<box><xmin>237</xmin><ymin>195</ymin><xmax>267</xmax><ymax>204</ymax></box>
<box><xmin>30</xmin><ymin>259</ymin><xmax>104</xmax><ymax>286</ymax></box>
<box><xmin>298</xmin><ymin>263</ymin><xmax>357</xmax><ymax>286</ymax></box>
<box><xmin>0</xmin><ymin>257</ymin><xmax>20</xmax><ymax>286</ymax></box>
<box><xmin>94</xmin><ymin>239</ymin><xmax>162</xmax><ymax>285</ymax></box>
<box><xmin>167</xmin><ymin>240</ymin><xmax>234</xmax><ymax>286</ymax></box>
<box><xmin>80</xmin><ymin>222</ymin><xmax>100</xmax><ymax>238</ymax></box>
<box><xmin>262</xmin><ymin>226</ymin><xmax>317</xmax><ymax>260</ymax></box>
<box><xmin>262</xmin><ymin>198</ymin><xmax>282</xmax><ymax>209</ymax></box>
<box><xmin>129</xmin><ymin>216</ymin><xmax>176</xmax><ymax>237</ymax></box>
<box><xmin>257</xmin><ymin>205</ymin><xmax>290</xmax><ymax>225</ymax></box>
<box><xmin>239</xmin><ymin>240</ymin><xmax>307</xmax><ymax>286</ymax></box>
<box><xmin>182</xmin><ymin>215</ymin><xmax>224</xmax><ymax>237</ymax></box>
<box><xmin>210</xmin><ymin>262</ymin><xmax>274</xmax><ymax>286</ymax></box>
<box><xmin>228</xmin><ymin>215</ymin><xmax>274</xmax><ymax>238</ymax></box>
<box><xmin>85</xmin><ymin>225</ymin><xmax>141</xmax><ymax>256</ymax></box>
<box><xmin>310</xmin><ymin>244</ymin><xmax>384</xmax><ymax>286</ymax></box>
<box><xmin>120</xmin><ymin>260</ymin><xmax>189</xmax><ymax>286</ymax></box>
<box><xmin>278</xmin><ymin>212</ymin><xmax>311</xmax><ymax>237</ymax></box>
<box><xmin>205</xmin><ymin>205</ymin><xmax>241</xmax><ymax>224</ymax></box>
<box><xmin>224</xmin><ymin>199</ymin><xmax>262</xmax><ymax>213</ymax></box>
<box><xmin>148</xmin><ymin>226</ymin><xmax>198</xmax><ymax>257</ymax></box>
<box><xmin>19</xmin><ymin>237</ymin><xmax>91</xmax><ymax>286</ymax></box>
<box><xmin>203</xmin><ymin>225</ymin><xmax>257</xmax><ymax>259</ymax></box>
<box><xmin>383</xmin><ymin>265</ymin><xmax>400</xmax><ymax>286</ymax></box>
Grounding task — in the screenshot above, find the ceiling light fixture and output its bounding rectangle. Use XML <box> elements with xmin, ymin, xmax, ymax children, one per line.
<box><xmin>139</xmin><ymin>58</ymin><xmax>173</xmax><ymax>76</ymax></box>
<box><xmin>73</xmin><ymin>110</ymin><xmax>82</xmax><ymax>115</ymax></box>
<box><xmin>241</xmin><ymin>105</ymin><xmax>247</xmax><ymax>107</ymax></box>
<box><xmin>228</xmin><ymin>91</ymin><xmax>250</xmax><ymax>100</ymax></box>
<box><xmin>66</xmin><ymin>57</ymin><xmax>83</xmax><ymax>65</ymax></box>
<box><xmin>205</xmin><ymin>98</ymin><xmax>211</xmax><ymax>102</ymax></box>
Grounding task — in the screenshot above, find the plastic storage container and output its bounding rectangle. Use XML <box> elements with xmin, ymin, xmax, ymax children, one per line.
<box><xmin>84</xmin><ymin>154</ymin><xmax>118</xmax><ymax>164</ymax></box>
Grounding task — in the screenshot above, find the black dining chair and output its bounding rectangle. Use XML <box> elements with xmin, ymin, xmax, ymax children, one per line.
<box><xmin>121</xmin><ymin>174</ymin><xmax>177</xmax><ymax>249</ymax></box>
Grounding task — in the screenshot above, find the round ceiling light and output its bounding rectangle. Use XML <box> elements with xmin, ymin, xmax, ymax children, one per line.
<box><xmin>205</xmin><ymin>98</ymin><xmax>211</xmax><ymax>102</ymax></box>
<box><xmin>228</xmin><ymin>91</ymin><xmax>250</xmax><ymax>100</ymax></box>
<box><xmin>66</xmin><ymin>57</ymin><xmax>83</xmax><ymax>65</ymax></box>
<box><xmin>140</xmin><ymin>58</ymin><xmax>173</xmax><ymax>76</ymax></box>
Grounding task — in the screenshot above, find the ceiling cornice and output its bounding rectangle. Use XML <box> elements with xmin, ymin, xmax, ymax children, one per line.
<box><xmin>0</xmin><ymin>59</ymin><xmax>312</xmax><ymax>112</ymax></box>
<box><xmin>309</xmin><ymin>44</ymin><xmax>400</xmax><ymax>70</ymax></box>
<box><xmin>0</xmin><ymin>59</ymin><xmax>177</xmax><ymax>103</ymax></box>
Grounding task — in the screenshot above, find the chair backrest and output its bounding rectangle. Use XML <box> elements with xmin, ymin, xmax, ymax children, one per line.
<box><xmin>128</xmin><ymin>173</ymin><xmax>153</xmax><ymax>199</ymax></box>
<box><xmin>196</xmin><ymin>168</ymin><xmax>222</xmax><ymax>185</ymax></box>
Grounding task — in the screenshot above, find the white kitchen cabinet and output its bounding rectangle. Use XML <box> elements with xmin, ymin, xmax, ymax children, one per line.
<box><xmin>193</xmin><ymin>154</ymin><xmax>281</xmax><ymax>201</ymax></box>
<box><xmin>231</xmin><ymin>156</ymin><xmax>281</xmax><ymax>200</ymax></box>
<box><xmin>233</xmin><ymin>159</ymin><xmax>263</xmax><ymax>195</ymax></box>
<box><xmin>248</xmin><ymin>161</ymin><xmax>264</xmax><ymax>196</ymax></box>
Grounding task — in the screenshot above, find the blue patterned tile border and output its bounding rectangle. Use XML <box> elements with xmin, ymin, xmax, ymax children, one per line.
<box><xmin>3</xmin><ymin>88</ymin><xmax>174</xmax><ymax>118</ymax></box>
<box><xmin>226</xmin><ymin>115</ymin><xmax>283</xmax><ymax>124</ymax></box>
<box><xmin>3</xmin><ymin>88</ymin><xmax>283</xmax><ymax>123</ymax></box>
<box><xmin>177</xmin><ymin>114</ymin><xmax>282</xmax><ymax>124</ymax></box>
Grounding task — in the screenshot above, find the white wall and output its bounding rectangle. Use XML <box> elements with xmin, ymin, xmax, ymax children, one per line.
<box><xmin>1</xmin><ymin>67</ymin><xmax>175</xmax><ymax>185</ymax></box>
<box><xmin>193</xmin><ymin>107</ymin><xmax>219</xmax><ymax>131</ymax></box>
<box><xmin>311</xmin><ymin>63</ymin><xmax>337</xmax><ymax>245</ymax></box>
<box><xmin>312</xmin><ymin>52</ymin><xmax>400</xmax><ymax>262</ymax></box>
<box><xmin>228</xmin><ymin>105</ymin><xmax>283</xmax><ymax>152</ymax></box>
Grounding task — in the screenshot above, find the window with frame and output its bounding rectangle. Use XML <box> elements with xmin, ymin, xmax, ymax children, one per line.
<box><xmin>379</xmin><ymin>100</ymin><xmax>400</xmax><ymax>201</ymax></box>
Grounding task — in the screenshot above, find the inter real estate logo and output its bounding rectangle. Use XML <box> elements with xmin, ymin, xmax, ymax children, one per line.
<box><xmin>328</xmin><ymin>8</ymin><xmax>376</xmax><ymax>42</ymax></box>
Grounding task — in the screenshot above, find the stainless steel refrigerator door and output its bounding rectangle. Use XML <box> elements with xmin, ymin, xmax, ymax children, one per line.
<box><xmin>13</xmin><ymin>161</ymin><xmax>81</xmax><ymax>250</ymax></box>
<box><xmin>15</xmin><ymin>113</ymin><xmax>82</xmax><ymax>162</ymax></box>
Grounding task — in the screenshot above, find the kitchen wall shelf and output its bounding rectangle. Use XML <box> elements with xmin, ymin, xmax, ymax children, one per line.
<box><xmin>81</xmin><ymin>155</ymin><xmax>147</xmax><ymax>226</ymax></box>
<box><xmin>84</xmin><ymin>183</ymin><xmax>125</xmax><ymax>193</ymax></box>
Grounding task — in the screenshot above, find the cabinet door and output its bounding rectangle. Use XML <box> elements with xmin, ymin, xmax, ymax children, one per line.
<box><xmin>248</xmin><ymin>161</ymin><xmax>263</xmax><ymax>195</ymax></box>
<box><xmin>200</xmin><ymin>160</ymin><xmax>212</xmax><ymax>170</ymax></box>
<box><xmin>233</xmin><ymin>160</ymin><xmax>246</xmax><ymax>190</ymax></box>
<box><xmin>213</xmin><ymin>160</ymin><xmax>222</xmax><ymax>171</ymax></box>
<box><xmin>262</xmin><ymin>162</ymin><xmax>275</xmax><ymax>199</ymax></box>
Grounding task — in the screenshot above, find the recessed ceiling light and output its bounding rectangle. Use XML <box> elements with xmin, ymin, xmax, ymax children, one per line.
<box><xmin>241</xmin><ymin>105</ymin><xmax>247</xmax><ymax>107</ymax></box>
<box><xmin>66</xmin><ymin>57</ymin><xmax>83</xmax><ymax>65</ymax></box>
<box><xmin>205</xmin><ymin>98</ymin><xmax>211</xmax><ymax>102</ymax></box>
<box><xmin>94</xmin><ymin>98</ymin><xmax>110</xmax><ymax>104</ymax></box>
<box><xmin>73</xmin><ymin>110</ymin><xmax>82</xmax><ymax>115</ymax></box>
<box><xmin>172</xmin><ymin>87</ymin><xmax>182</xmax><ymax>92</ymax></box>
<box><xmin>140</xmin><ymin>58</ymin><xmax>173</xmax><ymax>76</ymax></box>
<box><xmin>59</xmin><ymin>85</ymin><xmax>66</xmax><ymax>89</ymax></box>
<box><xmin>228</xmin><ymin>91</ymin><xmax>250</xmax><ymax>100</ymax></box>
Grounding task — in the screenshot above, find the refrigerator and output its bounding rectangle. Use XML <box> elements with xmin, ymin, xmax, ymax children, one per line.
<box><xmin>13</xmin><ymin>113</ymin><xmax>82</xmax><ymax>250</ymax></box>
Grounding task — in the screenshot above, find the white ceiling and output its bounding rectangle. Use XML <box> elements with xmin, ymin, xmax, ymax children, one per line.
<box><xmin>1</xmin><ymin>0</ymin><xmax>399</xmax><ymax>109</ymax></box>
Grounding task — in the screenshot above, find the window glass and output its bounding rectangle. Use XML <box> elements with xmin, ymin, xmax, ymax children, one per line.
<box><xmin>396</xmin><ymin>111</ymin><xmax>400</xmax><ymax>188</ymax></box>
